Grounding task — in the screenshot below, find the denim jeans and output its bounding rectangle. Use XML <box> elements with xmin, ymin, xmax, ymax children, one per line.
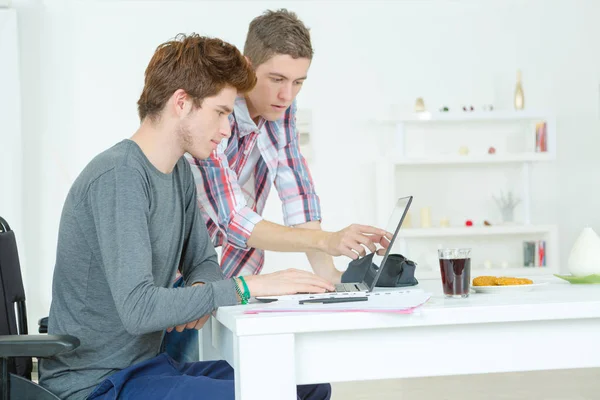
<box><xmin>88</xmin><ymin>353</ymin><xmax>332</xmax><ymax>400</ymax></box>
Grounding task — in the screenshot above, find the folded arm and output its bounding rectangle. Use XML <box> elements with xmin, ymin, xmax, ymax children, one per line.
<box><xmin>89</xmin><ymin>167</ymin><xmax>237</xmax><ymax>336</ymax></box>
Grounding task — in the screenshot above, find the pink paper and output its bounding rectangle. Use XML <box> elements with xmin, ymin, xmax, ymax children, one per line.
<box><xmin>243</xmin><ymin>305</ymin><xmax>423</xmax><ymax>315</ymax></box>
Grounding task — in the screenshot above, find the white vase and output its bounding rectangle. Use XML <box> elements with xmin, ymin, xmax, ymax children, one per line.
<box><xmin>568</xmin><ymin>227</ymin><xmax>600</xmax><ymax>276</ymax></box>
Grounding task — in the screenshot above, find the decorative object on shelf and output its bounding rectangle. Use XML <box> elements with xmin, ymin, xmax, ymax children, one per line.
<box><xmin>402</xmin><ymin>211</ymin><xmax>413</xmax><ymax>228</ymax></box>
<box><xmin>482</xmin><ymin>104</ymin><xmax>494</xmax><ymax>111</ymax></box>
<box><xmin>535</xmin><ymin>122</ymin><xmax>548</xmax><ymax>152</ymax></box>
<box><xmin>514</xmin><ymin>70</ymin><xmax>525</xmax><ymax>110</ymax></box>
<box><xmin>567</xmin><ymin>227</ymin><xmax>600</xmax><ymax>276</ymax></box>
<box><xmin>465</xmin><ymin>219</ymin><xmax>473</xmax><ymax>227</ymax></box>
<box><xmin>458</xmin><ymin>146</ymin><xmax>469</xmax><ymax>155</ymax></box>
<box><xmin>439</xmin><ymin>217</ymin><xmax>450</xmax><ymax>228</ymax></box>
<box><xmin>538</xmin><ymin>240</ymin><xmax>546</xmax><ymax>266</ymax></box>
<box><xmin>462</xmin><ymin>105</ymin><xmax>474</xmax><ymax>112</ymax></box>
<box><xmin>523</xmin><ymin>240</ymin><xmax>545</xmax><ymax>267</ymax></box>
<box><xmin>488</xmin><ymin>146</ymin><xmax>496</xmax><ymax>154</ymax></box>
<box><xmin>523</xmin><ymin>241</ymin><xmax>536</xmax><ymax>267</ymax></box>
<box><xmin>414</xmin><ymin>97</ymin><xmax>426</xmax><ymax>112</ymax></box>
<box><xmin>483</xmin><ymin>260</ymin><xmax>493</xmax><ymax>269</ymax></box>
<box><xmin>420</xmin><ymin>207</ymin><xmax>431</xmax><ymax>228</ymax></box>
<box><xmin>483</xmin><ymin>220</ymin><xmax>492</xmax><ymax>226</ymax></box>
<box><xmin>439</xmin><ymin>106</ymin><xmax>449</xmax><ymax>112</ymax></box>
<box><xmin>493</xmin><ymin>191</ymin><xmax>520</xmax><ymax>223</ymax></box>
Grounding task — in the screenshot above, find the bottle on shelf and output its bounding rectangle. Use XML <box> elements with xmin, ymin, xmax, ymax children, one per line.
<box><xmin>514</xmin><ymin>70</ymin><xmax>525</xmax><ymax>110</ymax></box>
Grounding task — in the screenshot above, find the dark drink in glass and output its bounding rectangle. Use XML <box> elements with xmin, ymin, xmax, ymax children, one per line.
<box><xmin>438</xmin><ymin>248</ymin><xmax>472</xmax><ymax>298</ymax></box>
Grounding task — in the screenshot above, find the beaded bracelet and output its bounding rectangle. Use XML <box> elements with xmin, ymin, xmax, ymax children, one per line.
<box><xmin>233</xmin><ymin>278</ymin><xmax>247</xmax><ymax>305</ymax></box>
<box><xmin>239</xmin><ymin>276</ymin><xmax>250</xmax><ymax>300</ymax></box>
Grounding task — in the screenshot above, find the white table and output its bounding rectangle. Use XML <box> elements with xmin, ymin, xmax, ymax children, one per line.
<box><xmin>202</xmin><ymin>276</ymin><xmax>600</xmax><ymax>400</ymax></box>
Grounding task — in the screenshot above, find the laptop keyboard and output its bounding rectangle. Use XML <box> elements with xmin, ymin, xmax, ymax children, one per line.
<box><xmin>334</xmin><ymin>283</ymin><xmax>362</xmax><ymax>292</ymax></box>
<box><xmin>295</xmin><ymin>284</ymin><xmax>366</xmax><ymax>295</ymax></box>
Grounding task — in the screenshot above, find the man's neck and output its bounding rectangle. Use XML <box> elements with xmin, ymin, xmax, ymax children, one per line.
<box><xmin>130</xmin><ymin>120</ymin><xmax>183</xmax><ymax>174</ymax></box>
<box><xmin>245</xmin><ymin>95</ymin><xmax>262</xmax><ymax>126</ymax></box>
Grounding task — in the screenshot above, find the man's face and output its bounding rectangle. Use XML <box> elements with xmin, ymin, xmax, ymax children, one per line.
<box><xmin>246</xmin><ymin>54</ymin><xmax>311</xmax><ymax>121</ymax></box>
<box><xmin>177</xmin><ymin>86</ymin><xmax>237</xmax><ymax>160</ymax></box>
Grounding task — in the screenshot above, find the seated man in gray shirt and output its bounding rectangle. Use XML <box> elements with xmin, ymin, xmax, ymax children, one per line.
<box><xmin>39</xmin><ymin>33</ymin><xmax>333</xmax><ymax>400</ymax></box>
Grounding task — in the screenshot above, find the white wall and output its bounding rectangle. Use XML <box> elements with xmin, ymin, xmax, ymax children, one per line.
<box><xmin>0</xmin><ymin>9</ymin><xmax>24</xmax><ymax>280</ymax></box>
<box><xmin>9</xmin><ymin>0</ymin><xmax>600</xmax><ymax>326</ymax></box>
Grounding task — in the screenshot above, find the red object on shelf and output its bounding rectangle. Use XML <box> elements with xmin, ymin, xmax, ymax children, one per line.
<box><xmin>465</xmin><ymin>220</ymin><xmax>473</xmax><ymax>227</ymax></box>
<box><xmin>536</xmin><ymin>122</ymin><xmax>548</xmax><ymax>152</ymax></box>
<box><xmin>488</xmin><ymin>147</ymin><xmax>496</xmax><ymax>154</ymax></box>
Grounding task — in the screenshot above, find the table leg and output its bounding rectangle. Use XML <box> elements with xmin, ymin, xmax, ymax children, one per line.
<box><xmin>200</xmin><ymin>317</ymin><xmax>223</xmax><ymax>361</ymax></box>
<box><xmin>234</xmin><ymin>333</ymin><xmax>297</xmax><ymax>400</ymax></box>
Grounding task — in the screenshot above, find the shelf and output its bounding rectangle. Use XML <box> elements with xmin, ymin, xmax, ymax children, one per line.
<box><xmin>471</xmin><ymin>267</ymin><xmax>552</xmax><ymax>277</ymax></box>
<box><xmin>375</xmin><ymin>107</ymin><xmax>559</xmax><ymax>276</ymax></box>
<box><xmin>393</xmin><ymin>152</ymin><xmax>553</xmax><ymax>165</ymax></box>
<box><xmin>416</xmin><ymin>266</ymin><xmax>553</xmax><ymax>280</ymax></box>
<box><xmin>398</xmin><ymin>225</ymin><xmax>556</xmax><ymax>238</ymax></box>
<box><xmin>395</xmin><ymin>110</ymin><xmax>550</xmax><ymax>123</ymax></box>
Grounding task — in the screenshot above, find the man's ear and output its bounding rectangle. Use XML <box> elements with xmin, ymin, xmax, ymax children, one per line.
<box><xmin>172</xmin><ymin>89</ymin><xmax>191</xmax><ymax>118</ymax></box>
<box><xmin>244</xmin><ymin>56</ymin><xmax>253</xmax><ymax>68</ymax></box>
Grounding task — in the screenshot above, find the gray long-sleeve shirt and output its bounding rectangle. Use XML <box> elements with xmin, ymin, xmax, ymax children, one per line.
<box><xmin>39</xmin><ymin>140</ymin><xmax>238</xmax><ymax>399</ymax></box>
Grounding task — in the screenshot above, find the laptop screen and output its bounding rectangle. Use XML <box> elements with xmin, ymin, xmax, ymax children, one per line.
<box><xmin>363</xmin><ymin>196</ymin><xmax>413</xmax><ymax>291</ymax></box>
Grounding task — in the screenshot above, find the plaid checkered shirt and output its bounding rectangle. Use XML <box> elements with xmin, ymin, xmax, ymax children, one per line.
<box><xmin>188</xmin><ymin>97</ymin><xmax>321</xmax><ymax>277</ymax></box>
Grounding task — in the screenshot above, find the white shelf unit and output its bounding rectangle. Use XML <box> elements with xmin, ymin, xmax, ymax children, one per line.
<box><xmin>393</xmin><ymin>152</ymin><xmax>553</xmax><ymax>165</ymax></box>
<box><xmin>392</xmin><ymin>110</ymin><xmax>554</xmax><ymax>123</ymax></box>
<box><xmin>398</xmin><ymin>224</ymin><xmax>557</xmax><ymax>239</ymax></box>
<box><xmin>375</xmin><ymin>110</ymin><xmax>558</xmax><ymax>280</ymax></box>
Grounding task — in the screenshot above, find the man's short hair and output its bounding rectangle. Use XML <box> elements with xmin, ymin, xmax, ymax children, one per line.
<box><xmin>137</xmin><ymin>33</ymin><xmax>256</xmax><ymax>122</ymax></box>
<box><xmin>243</xmin><ymin>9</ymin><xmax>313</xmax><ymax>68</ymax></box>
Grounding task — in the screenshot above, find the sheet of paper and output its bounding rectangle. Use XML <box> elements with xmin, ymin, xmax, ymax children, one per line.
<box><xmin>244</xmin><ymin>291</ymin><xmax>431</xmax><ymax>314</ymax></box>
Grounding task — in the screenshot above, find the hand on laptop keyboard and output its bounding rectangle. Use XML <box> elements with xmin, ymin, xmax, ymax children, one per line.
<box><xmin>242</xmin><ymin>268</ymin><xmax>336</xmax><ymax>297</ymax></box>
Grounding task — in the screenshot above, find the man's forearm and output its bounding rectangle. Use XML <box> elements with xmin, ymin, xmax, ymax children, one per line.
<box><xmin>246</xmin><ymin>220</ymin><xmax>341</xmax><ymax>282</ymax></box>
<box><xmin>246</xmin><ymin>219</ymin><xmax>390</xmax><ymax>272</ymax></box>
<box><xmin>247</xmin><ymin>219</ymin><xmax>328</xmax><ymax>253</ymax></box>
<box><xmin>296</xmin><ymin>221</ymin><xmax>341</xmax><ymax>282</ymax></box>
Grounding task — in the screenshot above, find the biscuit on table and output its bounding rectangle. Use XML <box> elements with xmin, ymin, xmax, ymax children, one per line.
<box><xmin>472</xmin><ymin>276</ymin><xmax>533</xmax><ymax>286</ymax></box>
<box><xmin>472</xmin><ymin>276</ymin><xmax>497</xmax><ymax>286</ymax></box>
<box><xmin>496</xmin><ymin>277</ymin><xmax>533</xmax><ymax>286</ymax></box>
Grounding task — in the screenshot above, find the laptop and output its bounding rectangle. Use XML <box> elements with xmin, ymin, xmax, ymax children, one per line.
<box><xmin>255</xmin><ymin>196</ymin><xmax>413</xmax><ymax>302</ymax></box>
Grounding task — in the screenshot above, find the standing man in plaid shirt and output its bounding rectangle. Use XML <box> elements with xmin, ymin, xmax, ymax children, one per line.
<box><xmin>191</xmin><ymin>8</ymin><xmax>390</xmax><ymax>281</ymax></box>
<box><xmin>163</xmin><ymin>9</ymin><xmax>391</xmax><ymax>363</ymax></box>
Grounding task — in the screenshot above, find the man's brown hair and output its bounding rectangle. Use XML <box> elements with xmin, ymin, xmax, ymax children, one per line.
<box><xmin>243</xmin><ymin>9</ymin><xmax>313</xmax><ymax>68</ymax></box>
<box><xmin>137</xmin><ymin>33</ymin><xmax>256</xmax><ymax>122</ymax></box>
